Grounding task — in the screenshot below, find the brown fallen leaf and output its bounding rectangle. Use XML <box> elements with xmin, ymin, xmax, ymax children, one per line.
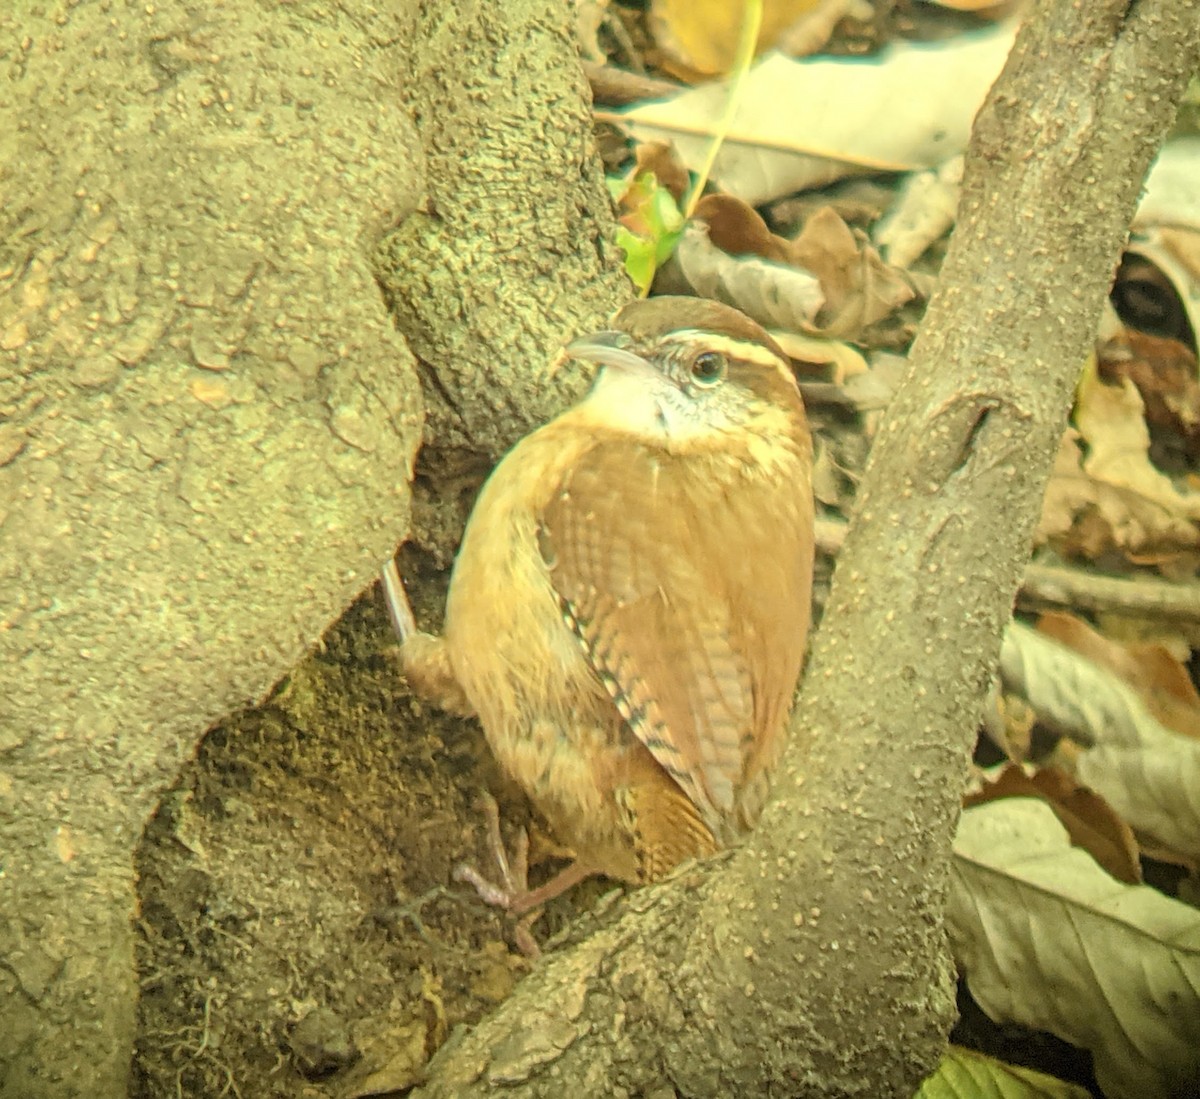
<box><xmin>789</xmin><ymin>205</ymin><xmax>918</xmax><ymax>337</ymax></box>
<box><xmin>648</xmin><ymin>0</ymin><xmax>833</xmax><ymax>80</ymax></box>
<box><xmin>661</xmin><ymin>195</ymin><xmax>919</xmax><ymax>342</ymax></box>
<box><xmin>632</xmin><ymin>139</ymin><xmax>692</xmax><ymax>205</ymax></box>
<box><xmin>657</xmin><ymin>217</ymin><xmax>826</xmax><ymax>331</ymax></box>
<box><xmin>964</xmin><ymin>762</ymin><xmax>1142</xmax><ymax>885</ymax></box>
<box><xmin>1098</xmin><ymin>330</ymin><xmax>1200</xmax><ymax>466</ymax></box>
<box><xmin>1037</xmin><ymin>611</ymin><xmax>1200</xmax><ymax>741</ymax></box>
<box><xmin>1037</xmin><ymin>361</ymin><xmax>1200</xmax><ymax>572</ymax></box>
<box><xmin>1037</xmin><ymin>436</ymin><xmax>1200</xmax><ymax>567</ymax></box>
<box><xmin>696</xmin><ymin>191</ymin><xmax>792</xmax><ymax>263</ymax></box>
<box><xmin>702</xmin><ymin>198</ymin><xmax>919</xmax><ymax>333</ymax></box>
<box><xmin>1076</xmin><ymin>366</ymin><xmax>1190</xmax><ymax>512</ymax></box>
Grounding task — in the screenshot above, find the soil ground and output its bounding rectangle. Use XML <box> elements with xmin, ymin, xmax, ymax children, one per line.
<box><xmin>132</xmin><ymin>549</ymin><xmax>608</xmax><ymax>1098</ymax></box>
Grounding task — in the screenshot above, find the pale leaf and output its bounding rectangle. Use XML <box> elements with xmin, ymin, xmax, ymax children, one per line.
<box><xmin>874</xmin><ymin>156</ymin><xmax>964</xmax><ymax>269</ymax></box>
<box><xmin>950</xmin><ymin>798</ymin><xmax>1200</xmax><ymax>1099</ymax></box>
<box><xmin>1036</xmin><ymin>612</ymin><xmax>1200</xmax><ymax>741</ymax></box>
<box><xmin>616</xmin><ymin>23</ymin><xmax>1016</xmax><ymax>205</ymax></box>
<box><xmin>790</xmin><ymin>206</ymin><xmax>919</xmax><ymax>336</ymax></box>
<box><xmin>1135</xmin><ymin>138</ymin><xmax>1200</xmax><ymax>234</ymax></box>
<box><xmin>964</xmin><ymin>762</ymin><xmax>1142</xmax><ymax>885</ymax></box>
<box><xmin>771</xmin><ymin>329</ymin><xmax>869</xmax><ymax>380</ymax></box>
<box><xmin>999</xmin><ymin>622</ymin><xmax>1200</xmax><ymax>859</ymax></box>
<box><xmin>1075</xmin><ymin>364</ymin><xmax>1200</xmax><ymax>521</ymax></box>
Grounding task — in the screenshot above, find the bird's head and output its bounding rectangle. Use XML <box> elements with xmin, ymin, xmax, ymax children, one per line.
<box><xmin>565</xmin><ymin>297</ymin><xmax>807</xmax><ymax>449</ymax></box>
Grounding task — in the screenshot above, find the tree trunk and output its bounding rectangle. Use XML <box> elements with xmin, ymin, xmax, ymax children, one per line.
<box><xmin>1</xmin><ymin>0</ymin><xmax>624</xmax><ymax>1095</ymax></box>
<box><xmin>375</xmin><ymin>1</ymin><xmax>630</xmax><ymax>564</ymax></box>
<box><xmin>0</xmin><ymin>3</ymin><xmax>424</xmax><ymax>1093</ymax></box>
<box><xmin>411</xmin><ymin>2</ymin><xmax>1200</xmax><ymax>1094</ymax></box>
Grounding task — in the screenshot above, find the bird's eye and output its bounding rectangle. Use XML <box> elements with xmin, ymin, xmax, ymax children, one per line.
<box><xmin>689</xmin><ymin>350</ymin><xmax>727</xmax><ymax>387</ymax></box>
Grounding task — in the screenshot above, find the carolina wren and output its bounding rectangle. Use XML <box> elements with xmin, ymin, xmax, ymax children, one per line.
<box><xmin>400</xmin><ymin>296</ymin><xmax>814</xmax><ymax>906</ymax></box>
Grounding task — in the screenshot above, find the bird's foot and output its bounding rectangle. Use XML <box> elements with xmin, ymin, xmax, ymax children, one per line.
<box><xmin>453</xmin><ymin>793</ymin><xmax>595</xmax><ymax>956</ymax></box>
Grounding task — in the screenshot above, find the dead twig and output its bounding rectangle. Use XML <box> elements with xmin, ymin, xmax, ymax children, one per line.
<box><xmin>815</xmin><ymin>515</ymin><xmax>1200</xmax><ymax>625</ymax></box>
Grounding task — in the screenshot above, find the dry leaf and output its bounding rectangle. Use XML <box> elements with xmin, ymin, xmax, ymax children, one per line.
<box><xmin>648</xmin><ymin>0</ymin><xmax>831</xmax><ymax>79</ymax></box>
<box><xmin>1037</xmin><ymin>358</ymin><xmax>1200</xmax><ymax>573</ymax></box>
<box><xmin>618</xmin><ymin>22</ymin><xmax>1016</xmax><ymax>205</ymax></box>
<box><xmin>772</xmin><ymin>0</ymin><xmax>868</xmax><ymax>60</ymax></box>
<box><xmin>1075</xmin><ymin>360</ymin><xmax>1200</xmax><ymax>519</ymax></box>
<box><xmin>1098</xmin><ymin>331</ymin><xmax>1200</xmax><ymax>464</ymax></box>
<box><xmin>999</xmin><ymin>621</ymin><xmax>1200</xmax><ymax>859</ymax></box>
<box><xmin>1037</xmin><ymin>428</ymin><xmax>1200</xmax><ymax>565</ymax></box>
<box><xmin>809</xmin><ymin>436</ymin><xmax>843</xmax><ymax>508</ymax></box>
<box><xmin>950</xmin><ymin>798</ymin><xmax>1200</xmax><ymax>1099</ymax></box>
<box><xmin>696</xmin><ymin>191</ymin><xmax>793</xmax><ymax>262</ymax></box>
<box><xmin>964</xmin><ymin>763</ymin><xmax>1142</xmax><ymax>884</ymax></box>
<box><xmin>1037</xmin><ymin>611</ymin><xmax>1200</xmax><ymax>741</ymax></box>
<box><xmin>659</xmin><ymin>197</ymin><xmax>918</xmax><ymax>341</ymax></box>
<box><xmin>874</xmin><ymin>155</ymin><xmax>964</xmax><ymax>268</ymax></box>
<box><xmin>1135</xmin><ymin>138</ymin><xmax>1200</xmax><ymax>235</ymax></box>
<box><xmin>790</xmin><ymin>206</ymin><xmax>918</xmax><ymax>337</ymax></box>
<box><xmin>574</xmin><ymin>0</ymin><xmax>611</xmax><ymax>64</ymax></box>
<box><xmin>978</xmin><ymin>689</ymin><xmax>1036</xmax><ymax>761</ymax></box>
<box><xmin>660</xmin><ymin>219</ymin><xmax>826</xmax><ymax>331</ymax></box>
<box><xmin>772</xmin><ymin>328</ymin><xmax>869</xmax><ymax>381</ymax></box>
<box><xmin>632</xmin><ymin>140</ymin><xmax>692</xmax><ymax>205</ymax></box>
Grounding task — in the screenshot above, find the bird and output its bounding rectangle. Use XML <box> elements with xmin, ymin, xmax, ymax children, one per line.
<box><xmin>398</xmin><ymin>295</ymin><xmax>814</xmax><ymax>915</ymax></box>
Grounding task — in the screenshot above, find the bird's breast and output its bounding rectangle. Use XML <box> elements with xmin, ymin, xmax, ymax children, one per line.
<box><xmin>441</xmin><ymin>430</ymin><xmax>599</xmax><ymax>737</ymax></box>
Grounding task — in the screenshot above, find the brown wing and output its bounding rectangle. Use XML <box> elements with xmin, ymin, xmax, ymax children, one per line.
<box><xmin>538</xmin><ymin>437</ymin><xmax>812</xmax><ymax>834</ymax></box>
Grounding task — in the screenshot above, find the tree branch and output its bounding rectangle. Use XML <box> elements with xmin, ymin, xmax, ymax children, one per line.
<box><xmin>414</xmin><ymin>2</ymin><xmax>1200</xmax><ymax>1094</ymax></box>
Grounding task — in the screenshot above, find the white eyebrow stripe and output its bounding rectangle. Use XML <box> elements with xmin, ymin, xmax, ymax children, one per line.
<box><xmin>668</xmin><ymin>330</ymin><xmax>784</xmax><ymax>370</ymax></box>
<box><xmin>667</xmin><ymin>329</ymin><xmax>795</xmax><ymax>388</ymax></box>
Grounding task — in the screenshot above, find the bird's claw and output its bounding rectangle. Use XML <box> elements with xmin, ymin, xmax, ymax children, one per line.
<box><xmin>453</xmin><ymin>793</ymin><xmax>546</xmax><ymax>956</ymax></box>
<box><xmin>453</xmin><ymin>792</ymin><xmax>533</xmax><ymax>905</ymax></box>
<box><xmin>454</xmin><ymin>793</ymin><xmax>598</xmax><ymax>956</ymax></box>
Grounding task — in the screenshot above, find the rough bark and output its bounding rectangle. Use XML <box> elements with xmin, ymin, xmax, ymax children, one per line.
<box><xmin>0</xmin><ymin>4</ymin><xmax>424</xmax><ymax>1096</ymax></box>
<box><xmin>412</xmin><ymin>2</ymin><xmax>1200</xmax><ymax>1095</ymax></box>
<box><xmin>374</xmin><ymin>0</ymin><xmax>630</xmax><ymax>563</ymax></box>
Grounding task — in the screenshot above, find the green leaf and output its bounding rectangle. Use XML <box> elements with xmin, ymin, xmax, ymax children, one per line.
<box><xmin>610</xmin><ymin>172</ymin><xmax>685</xmax><ymax>294</ymax></box>
<box><xmin>914</xmin><ymin>1045</ymin><xmax>1091</xmax><ymax>1099</ymax></box>
<box><xmin>614</xmin><ymin>225</ymin><xmax>658</xmax><ymax>296</ymax></box>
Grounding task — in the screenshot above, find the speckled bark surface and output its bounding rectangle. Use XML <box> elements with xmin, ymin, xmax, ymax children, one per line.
<box><xmin>0</xmin><ymin>3</ymin><xmax>423</xmax><ymax>1094</ymax></box>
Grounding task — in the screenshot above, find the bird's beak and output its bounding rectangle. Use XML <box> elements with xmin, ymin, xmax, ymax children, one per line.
<box><xmin>564</xmin><ymin>331</ymin><xmax>657</xmax><ymax>379</ymax></box>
